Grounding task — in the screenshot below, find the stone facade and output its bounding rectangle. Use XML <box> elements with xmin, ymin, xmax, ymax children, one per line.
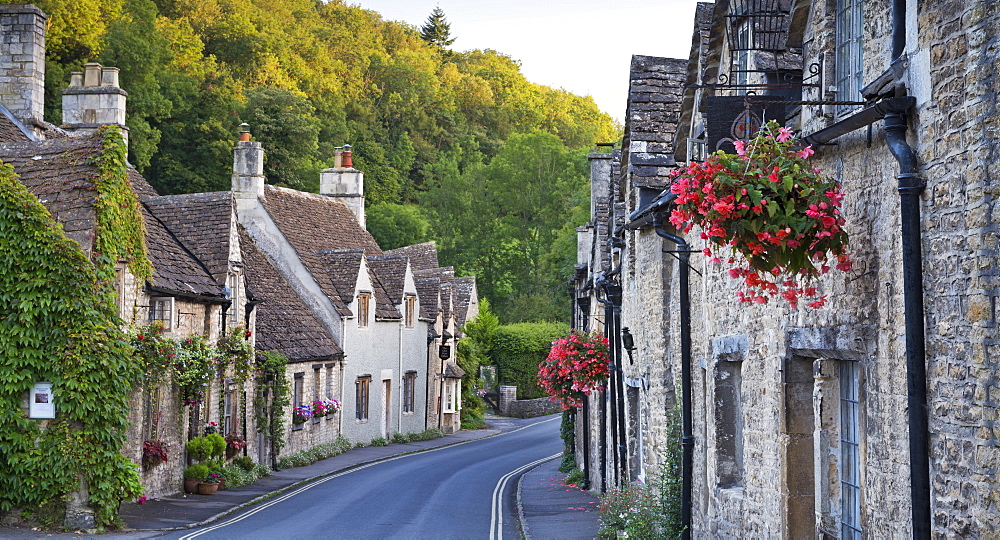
<box><xmin>574</xmin><ymin>0</ymin><xmax>999</xmax><ymax>538</ymax></box>
<box><xmin>0</xmin><ymin>4</ymin><xmax>45</xmax><ymax>136</ymax></box>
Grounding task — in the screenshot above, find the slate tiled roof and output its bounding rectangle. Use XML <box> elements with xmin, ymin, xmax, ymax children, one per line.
<box><xmin>0</xmin><ymin>108</ymin><xmax>31</xmax><ymax>143</ymax></box>
<box><xmin>415</xmin><ymin>266</ymin><xmax>455</xmax><ymax>323</ymax></box>
<box><xmin>367</xmin><ymin>254</ymin><xmax>408</xmax><ymax>305</ymax></box>
<box><xmin>318</xmin><ymin>249</ymin><xmax>401</xmax><ymax>320</ymax></box>
<box><xmin>414</xmin><ymin>276</ymin><xmax>440</xmax><ymax>321</ymax></box>
<box><xmin>144</xmin><ymin>191</ymin><xmax>234</xmax><ymax>281</ymax></box>
<box><xmin>142</xmin><ymin>204</ymin><xmax>228</xmax><ymax>299</ymax></box>
<box><xmin>0</xmin><ymin>135</ymin><xmax>103</xmax><ymax>252</ymax></box>
<box><xmin>385</xmin><ymin>241</ymin><xmax>438</xmax><ymax>271</ymax></box>
<box><xmin>454</xmin><ymin>276</ymin><xmax>476</xmax><ymax>328</ymax></box>
<box><xmin>260</xmin><ymin>185</ymin><xmax>387</xmax><ymax>317</ymax></box>
<box><xmin>443</xmin><ymin>360</ymin><xmax>466</xmax><ymax>379</ymax></box>
<box><xmin>622</xmin><ymin>55</ymin><xmax>687</xmax><ymax>190</ymax></box>
<box><xmin>240</xmin><ymin>228</ymin><xmax>342</xmax><ymax>361</ymax></box>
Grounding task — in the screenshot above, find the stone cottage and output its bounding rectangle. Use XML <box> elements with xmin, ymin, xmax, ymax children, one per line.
<box><xmin>574</xmin><ymin>0</ymin><xmax>999</xmax><ymax>537</ymax></box>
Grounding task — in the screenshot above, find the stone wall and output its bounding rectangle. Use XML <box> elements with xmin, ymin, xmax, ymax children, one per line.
<box><xmin>502</xmin><ymin>396</ymin><xmax>562</xmax><ymax>419</ymax></box>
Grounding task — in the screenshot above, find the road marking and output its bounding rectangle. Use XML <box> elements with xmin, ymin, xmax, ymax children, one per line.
<box><xmin>180</xmin><ymin>416</ymin><xmax>559</xmax><ymax>540</ymax></box>
<box><xmin>489</xmin><ymin>452</ymin><xmax>561</xmax><ymax>540</ymax></box>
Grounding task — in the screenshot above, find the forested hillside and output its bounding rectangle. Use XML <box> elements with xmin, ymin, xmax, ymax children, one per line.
<box><xmin>27</xmin><ymin>0</ymin><xmax>618</xmax><ymax>322</ymax></box>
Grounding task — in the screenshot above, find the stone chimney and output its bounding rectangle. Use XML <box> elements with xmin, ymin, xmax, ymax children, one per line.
<box><xmin>61</xmin><ymin>62</ymin><xmax>128</xmax><ymax>142</ymax></box>
<box><xmin>588</xmin><ymin>142</ymin><xmax>614</xmax><ymax>220</ymax></box>
<box><xmin>0</xmin><ymin>5</ymin><xmax>47</xmax><ymax>137</ymax></box>
<box><xmin>320</xmin><ymin>144</ymin><xmax>365</xmax><ymax>228</ymax></box>
<box><xmin>232</xmin><ymin>124</ymin><xmax>265</xmax><ymax>210</ymax></box>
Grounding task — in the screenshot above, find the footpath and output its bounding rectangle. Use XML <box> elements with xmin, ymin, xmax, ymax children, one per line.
<box><xmin>112</xmin><ymin>414</ymin><xmax>601</xmax><ymax>537</ymax></box>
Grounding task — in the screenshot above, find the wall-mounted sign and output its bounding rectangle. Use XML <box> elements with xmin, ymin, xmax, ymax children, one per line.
<box><xmin>29</xmin><ymin>382</ymin><xmax>54</xmax><ymax>419</ymax></box>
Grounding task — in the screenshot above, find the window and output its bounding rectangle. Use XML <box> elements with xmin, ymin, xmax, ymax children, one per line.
<box><xmin>312</xmin><ymin>366</ymin><xmax>322</xmax><ymax>423</ymax></box>
<box><xmin>840</xmin><ymin>360</ymin><xmax>862</xmax><ymax>540</ymax></box>
<box><xmin>715</xmin><ymin>359</ymin><xmax>743</xmax><ymax>488</ymax></box>
<box><xmin>115</xmin><ymin>263</ymin><xmax>128</xmax><ymax>320</ymax></box>
<box><xmin>834</xmin><ymin>0</ymin><xmax>864</xmax><ymax>113</ymax></box>
<box><xmin>223</xmin><ymin>380</ymin><xmax>236</xmax><ymax>435</ymax></box>
<box><xmin>356</xmin><ymin>376</ymin><xmax>371</xmax><ymax>421</ymax></box>
<box><xmin>403</xmin><ymin>372</ymin><xmax>416</xmax><ymax>413</ymax></box>
<box><xmin>142</xmin><ymin>386</ymin><xmax>161</xmax><ymax>440</ymax></box>
<box><xmin>325</xmin><ymin>364</ymin><xmax>335</xmax><ymax>420</ymax></box>
<box><xmin>442</xmin><ymin>379</ymin><xmax>459</xmax><ymax>413</ymax></box>
<box><xmin>357</xmin><ymin>292</ymin><xmax>371</xmax><ymax>327</ymax></box>
<box><xmin>404</xmin><ymin>295</ymin><xmax>415</xmax><ymax>327</ymax></box>
<box><xmin>293</xmin><ymin>373</ymin><xmax>304</xmax><ymax>430</ymax></box>
<box><xmin>732</xmin><ymin>19</ymin><xmax>751</xmax><ymax>95</ymax></box>
<box><xmin>149</xmin><ymin>296</ymin><xmax>174</xmax><ymax>330</ymax></box>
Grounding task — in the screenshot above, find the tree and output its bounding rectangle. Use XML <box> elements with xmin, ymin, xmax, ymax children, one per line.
<box><xmin>366</xmin><ymin>203</ymin><xmax>430</xmax><ymax>250</ymax></box>
<box><xmin>239</xmin><ymin>88</ymin><xmax>322</xmax><ymax>192</ymax></box>
<box><xmin>419</xmin><ymin>6</ymin><xmax>455</xmax><ymax>49</ymax></box>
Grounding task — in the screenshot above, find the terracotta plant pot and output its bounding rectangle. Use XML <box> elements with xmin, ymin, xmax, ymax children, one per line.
<box><xmin>184</xmin><ymin>477</ymin><xmax>200</xmax><ymax>494</ymax></box>
<box><xmin>197</xmin><ymin>481</ymin><xmax>220</xmax><ymax>495</ymax></box>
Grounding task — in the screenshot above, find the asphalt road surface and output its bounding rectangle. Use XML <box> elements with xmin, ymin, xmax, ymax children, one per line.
<box><xmin>159</xmin><ymin>416</ymin><xmax>561</xmax><ymax>540</ymax></box>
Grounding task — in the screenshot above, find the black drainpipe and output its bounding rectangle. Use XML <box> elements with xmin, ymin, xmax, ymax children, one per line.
<box><xmin>604</xmin><ymin>275</ymin><xmax>629</xmax><ymax>483</ymax></box>
<box><xmin>570</xmin><ymin>282</ymin><xmax>592</xmax><ymax>490</ymax></box>
<box><xmin>888</xmin><ymin>0</ymin><xmax>931</xmax><ymax>534</ymax></box>
<box><xmin>594</xmin><ymin>279</ymin><xmax>611</xmax><ymax>493</ymax></box>
<box><xmin>652</xmin><ymin>211</ymin><xmax>694</xmax><ymax>539</ymax></box>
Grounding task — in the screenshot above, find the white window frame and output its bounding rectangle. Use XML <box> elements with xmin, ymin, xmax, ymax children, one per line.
<box><xmin>834</xmin><ymin>0</ymin><xmax>864</xmax><ymax>115</ymax></box>
<box><xmin>149</xmin><ymin>296</ymin><xmax>175</xmax><ymax>331</ymax></box>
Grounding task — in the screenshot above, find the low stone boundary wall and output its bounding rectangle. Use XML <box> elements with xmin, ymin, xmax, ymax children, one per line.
<box><xmin>498</xmin><ymin>385</ymin><xmax>562</xmax><ymax>418</ymax></box>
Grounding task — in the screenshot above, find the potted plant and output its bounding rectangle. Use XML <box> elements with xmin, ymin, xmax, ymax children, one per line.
<box><xmin>311</xmin><ymin>399</ymin><xmax>328</xmax><ymax>418</ymax></box>
<box><xmin>322</xmin><ymin>397</ymin><xmax>341</xmax><ymax>415</ymax></box>
<box><xmin>209</xmin><ymin>464</ymin><xmax>228</xmax><ymax>490</ymax></box>
<box><xmin>225</xmin><ymin>432</ymin><xmax>248</xmax><ymax>458</ymax></box>
<box><xmin>198</xmin><ymin>471</ymin><xmax>222</xmax><ymax>495</ymax></box>
<box><xmin>141</xmin><ymin>439</ymin><xmax>170</xmax><ymax>470</ymax></box>
<box><xmin>292</xmin><ymin>404</ymin><xmax>312</xmax><ymax>425</ymax></box>
<box><xmin>184</xmin><ymin>463</ymin><xmax>209</xmax><ymax>494</ymax></box>
<box><xmin>668</xmin><ymin>120</ymin><xmax>853</xmax><ymax>308</ymax></box>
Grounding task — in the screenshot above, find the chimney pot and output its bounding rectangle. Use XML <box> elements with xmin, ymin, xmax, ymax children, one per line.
<box><xmin>83</xmin><ymin>62</ymin><xmax>102</xmax><ymax>86</ymax></box>
<box><xmin>239</xmin><ymin>123</ymin><xmax>251</xmax><ymax>142</ymax></box>
<box><xmin>69</xmin><ymin>72</ymin><xmax>83</xmax><ymax>87</ymax></box>
<box><xmin>100</xmin><ymin>67</ymin><xmax>119</xmax><ymax>87</ymax></box>
<box><xmin>342</xmin><ymin>144</ymin><xmax>353</xmax><ymax>168</ymax></box>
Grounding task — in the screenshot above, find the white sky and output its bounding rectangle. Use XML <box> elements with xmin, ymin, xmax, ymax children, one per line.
<box><xmin>351</xmin><ymin>0</ymin><xmax>701</xmax><ymax>123</ymax></box>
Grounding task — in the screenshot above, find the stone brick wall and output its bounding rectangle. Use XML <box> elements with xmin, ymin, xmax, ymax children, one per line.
<box><xmin>0</xmin><ymin>4</ymin><xmax>45</xmax><ymax>134</ymax></box>
<box><xmin>501</xmin><ymin>396</ymin><xmax>561</xmax><ymax>419</ymax></box>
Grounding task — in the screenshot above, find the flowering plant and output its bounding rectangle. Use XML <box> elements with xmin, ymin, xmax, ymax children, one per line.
<box><xmin>668</xmin><ymin>120</ymin><xmax>853</xmax><ymax>308</ymax></box>
<box><xmin>292</xmin><ymin>404</ymin><xmax>313</xmax><ymax>424</ymax></box>
<box><xmin>225</xmin><ymin>432</ymin><xmax>248</xmax><ymax>450</ymax></box>
<box><xmin>322</xmin><ymin>397</ymin><xmax>341</xmax><ymax>414</ymax></box>
<box><xmin>203</xmin><ymin>421</ymin><xmax>218</xmax><ymax>434</ymax></box>
<box><xmin>141</xmin><ymin>439</ymin><xmax>170</xmax><ymax>469</ymax></box>
<box><xmin>537</xmin><ymin>332</ymin><xmax>610</xmax><ymax>410</ymax></box>
<box><xmin>203</xmin><ymin>471</ymin><xmax>222</xmax><ymax>483</ymax></box>
<box><xmin>311</xmin><ymin>399</ymin><xmax>328</xmax><ymax>418</ymax></box>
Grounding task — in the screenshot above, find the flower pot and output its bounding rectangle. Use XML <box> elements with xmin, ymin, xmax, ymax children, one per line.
<box><xmin>184</xmin><ymin>477</ymin><xmax>200</xmax><ymax>494</ymax></box>
<box><xmin>198</xmin><ymin>481</ymin><xmax>220</xmax><ymax>495</ymax></box>
<box><xmin>218</xmin><ymin>478</ymin><xmax>226</xmax><ymax>491</ymax></box>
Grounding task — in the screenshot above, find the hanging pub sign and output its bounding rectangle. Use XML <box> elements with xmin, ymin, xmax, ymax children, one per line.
<box><xmin>705</xmin><ymin>95</ymin><xmax>788</xmax><ymax>155</ymax></box>
<box><xmin>29</xmin><ymin>382</ymin><xmax>55</xmax><ymax>419</ymax></box>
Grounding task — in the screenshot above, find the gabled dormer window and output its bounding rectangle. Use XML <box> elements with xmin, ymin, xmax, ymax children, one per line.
<box><xmin>357</xmin><ymin>292</ymin><xmax>370</xmax><ymax>327</ymax></box>
<box><xmin>149</xmin><ymin>296</ymin><xmax>174</xmax><ymax>331</ymax></box>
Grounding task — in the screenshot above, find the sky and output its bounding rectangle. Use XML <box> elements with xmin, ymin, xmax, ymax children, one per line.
<box><xmin>351</xmin><ymin>0</ymin><xmax>700</xmax><ymax>123</ymax></box>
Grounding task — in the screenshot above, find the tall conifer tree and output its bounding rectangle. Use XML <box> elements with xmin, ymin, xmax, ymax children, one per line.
<box><xmin>420</xmin><ymin>6</ymin><xmax>455</xmax><ymax>49</ymax></box>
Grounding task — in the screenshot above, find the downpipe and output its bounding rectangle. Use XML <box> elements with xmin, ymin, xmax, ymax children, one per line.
<box><xmin>653</xmin><ymin>212</ymin><xmax>694</xmax><ymax>539</ymax></box>
<box><xmin>595</xmin><ymin>281</ymin><xmax>611</xmax><ymax>493</ymax></box>
<box><xmin>885</xmin><ymin>110</ymin><xmax>931</xmax><ymax>537</ymax></box>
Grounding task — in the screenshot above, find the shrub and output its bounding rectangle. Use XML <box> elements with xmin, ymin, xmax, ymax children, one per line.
<box><xmin>408</xmin><ymin>428</ymin><xmax>443</xmax><ymax>441</ymax></box>
<box><xmin>274</xmin><ymin>437</ymin><xmax>352</xmax><ymax>470</ymax></box>
<box><xmin>186</xmin><ymin>437</ymin><xmax>208</xmax><ymax>462</ymax></box>
<box><xmin>184</xmin><ymin>464</ymin><xmax>209</xmax><ymax>480</ymax></box>
<box><xmin>370</xmin><ymin>437</ymin><xmax>389</xmax><ymax>447</ymax></box>
<box><xmin>565</xmin><ymin>468</ymin><xmax>585</xmax><ymax>487</ymax></box>
<box><xmin>559</xmin><ymin>453</ymin><xmax>577</xmax><ymax>473</ymax></box>
<box><xmin>490</xmin><ymin>322</ymin><xmax>567</xmax><ymax>399</ymax></box>
<box><xmin>232</xmin><ymin>456</ymin><xmax>255</xmax><ymax>472</ymax></box>
<box><xmin>391</xmin><ymin>432</ymin><xmax>410</xmax><ymax>444</ymax></box>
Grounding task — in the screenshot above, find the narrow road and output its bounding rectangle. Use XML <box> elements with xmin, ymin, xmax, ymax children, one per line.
<box><xmin>162</xmin><ymin>416</ymin><xmax>561</xmax><ymax>540</ymax></box>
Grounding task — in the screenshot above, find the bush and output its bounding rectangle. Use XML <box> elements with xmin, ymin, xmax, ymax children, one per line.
<box><xmin>220</xmin><ymin>464</ymin><xmax>273</xmax><ymax>489</ymax></box>
<box><xmin>559</xmin><ymin>453</ymin><xmax>577</xmax><ymax>473</ymax></box>
<box><xmin>274</xmin><ymin>436</ymin><xmax>352</xmax><ymax>469</ymax></box>
<box><xmin>232</xmin><ymin>456</ymin><xmax>255</xmax><ymax>471</ymax></box>
<box><xmin>565</xmin><ymin>468</ymin><xmax>585</xmax><ymax>487</ymax></box>
<box><xmin>391</xmin><ymin>432</ymin><xmax>410</xmax><ymax>444</ymax></box>
<box><xmin>408</xmin><ymin>428</ymin><xmax>443</xmax><ymax>441</ymax></box>
<box><xmin>490</xmin><ymin>322</ymin><xmax>567</xmax><ymax>399</ymax></box>
<box><xmin>369</xmin><ymin>437</ymin><xmax>389</xmax><ymax>447</ymax></box>
<box><xmin>184</xmin><ymin>464</ymin><xmax>209</xmax><ymax>480</ymax></box>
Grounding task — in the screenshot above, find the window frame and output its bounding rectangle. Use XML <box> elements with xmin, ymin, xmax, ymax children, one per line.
<box><xmin>840</xmin><ymin>360</ymin><xmax>862</xmax><ymax>539</ymax></box>
<box><xmin>404</xmin><ymin>295</ymin><xmax>416</xmax><ymax>328</ymax></box>
<box><xmin>403</xmin><ymin>371</ymin><xmax>416</xmax><ymax>414</ymax></box>
<box><xmin>149</xmin><ymin>296</ymin><xmax>175</xmax><ymax>331</ymax></box>
<box><xmin>834</xmin><ymin>0</ymin><xmax>864</xmax><ymax>115</ymax></box>
<box><xmin>356</xmin><ymin>375</ymin><xmax>371</xmax><ymax>421</ymax></box>
<box><xmin>293</xmin><ymin>372</ymin><xmax>304</xmax><ymax>431</ymax></box>
<box><xmin>357</xmin><ymin>292</ymin><xmax>371</xmax><ymax>327</ymax></box>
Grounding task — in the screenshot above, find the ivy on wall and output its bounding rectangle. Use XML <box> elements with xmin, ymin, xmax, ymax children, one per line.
<box><xmin>0</xmin><ymin>160</ymin><xmax>143</xmax><ymax>526</ymax></box>
<box><xmin>254</xmin><ymin>351</ymin><xmax>291</xmax><ymax>467</ymax></box>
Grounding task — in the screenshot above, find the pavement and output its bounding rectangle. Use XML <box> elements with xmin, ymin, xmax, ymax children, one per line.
<box><xmin>107</xmin><ymin>414</ymin><xmax>601</xmax><ymax>538</ymax></box>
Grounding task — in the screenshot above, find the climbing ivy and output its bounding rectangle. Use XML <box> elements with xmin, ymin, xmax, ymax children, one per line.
<box><xmin>254</xmin><ymin>351</ymin><xmax>291</xmax><ymax>466</ymax></box>
<box><xmin>92</xmin><ymin>125</ymin><xmax>151</xmax><ymax>284</ymax></box>
<box><xmin>0</xmin><ymin>161</ymin><xmax>142</xmax><ymax>527</ymax></box>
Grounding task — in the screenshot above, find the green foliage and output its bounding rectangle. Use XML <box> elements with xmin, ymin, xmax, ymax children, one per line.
<box><xmin>560</xmin><ymin>409</ymin><xmax>575</xmax><ymax>455</ymax></box>
<box><xmin>219</xmin><ymin>463</ymin><xmax>272</xmax><ymax>489</ymax></box>
<box><xmin>274</xmin><ymin>436</ymin><xmax>352</xmax><ymax>469</ymax></box>
<box><xmin>366</xmin><ymin>203</ymin><xmax>430</xmax><ymax>250</ymax></box>
<box><xmin>559</xmin><ymin>453</ymin><xmax>577</xmax><ymax>474</ymax></box>
<box><xmin>93</xmin><ymin>125</ymin><xmax>152</xmax><ymax>284</ymax></box>
<box><xmin>240</xmin><ymin>87</ymin><xmax>322</xmax><ymax>192</ymax></box>
<box><xmin>565</xmin><ymin>467</ymin><xmax>585</xmax><ymax>487</ymax></box>
<box><xmin>369</xmin><ymin>437</ymin><xmax>389</xmax><ymax>447</ymax></box>
<box><xmin>419</xmin><ymin>6</ymin><xmax>456</xmax><ymax>49</ymax></box>
<box><xmin>254</xmin><ymin>351</ymin><xmax>292</xmax><ymax>463</ymax></box>
<box><xmin>0</xmin><ymin>158</ymin><xmax>143</xmax><ymax>527</ymax></box>
<box><xmin>391</xmin><ymin>432</ymin><xmax>410</xmax><ymax>444</ymax></box>
<box><xmin>489</xmin><ymin>322</ymin><xmax>567</xmax><ymax>399</ymax></box>
<box><xmin>598</xmin><ymin>401</ymin><xmax>683</xmax><ymax>539</ymax></box>
<box><xmin>232</xmin><ymin>455</ymin><xmax>255</xmax><ymax>471</ymax></box>
<box><xmin>409</xmin><ymin>428</ymin><xmax>444</xmax><ymax>441</ymax></box>
<box><xmin>183</xmin><ymin>463</ymin><xmax>209</xmax><ymax>480</ymax></box>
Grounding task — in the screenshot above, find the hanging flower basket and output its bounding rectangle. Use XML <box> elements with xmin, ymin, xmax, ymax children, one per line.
<box><xmin>668</xmin><ymin>120</ymin><xmax>853</xmax><ymax>308</ymax></box>
<box><xmin>538</xmin><ymin>332</ymin><xmax>610</xmax><ymax>410</ymax></box>
<box><xmin>292</xmin><ymin>404</ymin><xmax>313</xmax><ymax>424</ymax></box>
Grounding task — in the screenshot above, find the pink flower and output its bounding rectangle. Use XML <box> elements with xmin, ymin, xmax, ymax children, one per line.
<box><xmin>776</xmin><ymin>126</ymin><xmax>794</xmax><ymax>142</ymax></box>
<box><xmin>733</xmin><ymin>140</ymin><xmax>746</xmax><ymax>156</ymax></box>
<box><xmin>797</xmin><ymin>146</ymin><xmax>815</xmax><ymax>159</ymax></box>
